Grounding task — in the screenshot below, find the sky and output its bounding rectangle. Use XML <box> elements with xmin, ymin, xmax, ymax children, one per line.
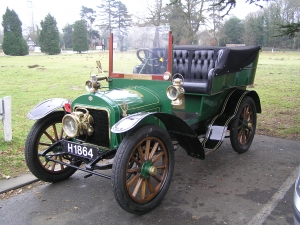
<box><xmin>0</xmin><ymin>0</ymin><xmax>264</xmax><ymax>33</ymax></box>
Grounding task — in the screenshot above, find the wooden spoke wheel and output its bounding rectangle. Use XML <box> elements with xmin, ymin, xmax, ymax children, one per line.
<box><xmin>230</xmin><ymin>96</ymin><xmax>257</xmax><ymax>154</ymax></box>
<box><xmin>25</xmin><ymin>111</ymin><xmax>79</xmax><ymax>183</ymax></box>
<box><xmin>112</xmin><ymin>125</ymin><xmax>174</xmax><ymax>214</ymax></box>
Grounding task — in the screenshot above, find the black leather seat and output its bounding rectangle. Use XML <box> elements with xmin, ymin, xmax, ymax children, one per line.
<box><xmin>173</xmin><ymin>48</ymin><xmax>218</xmax><ymax>94</ymax></box>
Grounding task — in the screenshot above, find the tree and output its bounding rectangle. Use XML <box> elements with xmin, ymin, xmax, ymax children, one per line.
<box><xmin>243</xmin><ymin>11</ymin><xmax>264</xmax><ymax>45</ymax></box>
<box><xmin>166</xmin><ymin>0</ymin><xmax>206</xmax><ymax>44</ymax></box>
<box><xmin>80</xmin><ymin>6</ymin><xmax>100</xmax><ymax>49</ymax></box>
<box><xmin>39</xmin><ymin>14</ymin><xmax>60</xmax><ymax>55</ymax></box>
<box><xmin>142</xmin><ymin>0</ymin><xmax>168</xmax><ymax>26</ymax></box>
<box><xmin>207</xmin><ymin>0</ymin><xmax>223</xmax><ymax>46</ymax></box>
<box><xmin>275</xmin><ymin>0</ymin><xmax>300</xmax><ymax>42</ymax></box>
<box><xmin>278</xmin><ymin>23</ymin><xmax>300</xmax><ymax>38</ymax></box>
<box><xmin>214</xmin><ymin>0</ymin><xmax>300</xmax><ymax>39</ymax></box>
<box><xmin>113</xmin><ymin>1</ymin><xmax>132</xmax><ymax>29</ymax></box>
<box><xmin>62</xmin><ymin>24</ymin><xmax>73</xmax><ymax>49</ymax></box>
<box><xmin>212</xmin><ymin>0</ymin><xmax>271</xmax><ymax>16</ymax></box>
<box><xmin>97</xmin><ymin>0</ymin><xmax>117</xmax><ymax>35</ymax></box>
<box><xmin>1</xmin><ymin>8</ymin><xmax>28</xmax><ymax>56</ymax></box>
<box><xmin>72</xmin><ymin>20</ymin><xmax>89</xmax><ymax>53</ymax></box>
<box><xmin>219</xmin><ymin>16</ymin><xmax>244</xmax><ymax>46</ymax></box>
<box><xmin>96</xmin><ymin>0</ymin><xmax>132</xmax><ymax>49</ymax></box>
<box><xmin>113</xmin><ymin>1</ymin><xmax>132</xmax><ymax>51</ymax></box>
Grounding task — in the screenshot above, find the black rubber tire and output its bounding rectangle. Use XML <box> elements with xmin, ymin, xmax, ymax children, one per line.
<box><xmin>230</xmin><ymin>96</ymin><xmax>257</xmax><ymax>154</ymax></box>
<box><xmin>111</xmin><ymin>124</ymin><xmax>174</xmax><ymax>214</ymax></box>
<box><xmin>25</xmin><ymin>111</ymin><xmax>78</xmax><ymax>183</ymax></box>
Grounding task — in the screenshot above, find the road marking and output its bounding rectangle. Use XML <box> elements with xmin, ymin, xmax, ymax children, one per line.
<box><xmin>247</xmin><ymin>165</ymin><xmax>300</xmax><ymax>225</ymax></box>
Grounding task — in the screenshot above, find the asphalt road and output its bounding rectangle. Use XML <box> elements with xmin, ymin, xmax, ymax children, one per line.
<box><xmin>0</xmin><ymin>135</ymin><xmax>299</xmax><ymax>225</ymax></box>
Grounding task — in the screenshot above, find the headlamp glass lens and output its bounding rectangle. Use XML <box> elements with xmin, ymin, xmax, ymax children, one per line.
<box><xmin>167</xmin><ymin>86</ymin><xmax>178</xmax><ymax>100</ymax></box>
<box><xmin>63</xmin><ymin>115</ymin><xmax>78</xmax><ymax>137</ymax></box>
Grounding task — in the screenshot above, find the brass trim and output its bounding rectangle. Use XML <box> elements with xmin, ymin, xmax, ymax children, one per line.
<box><xmin>73</xmin><ymin>104</ymin><xmax>111</xmax><ymax>151</ymax></box>
<box><xmin>124</xmin><ymin>74</ymin><xmax>152</xmax><ymax>80</ymax></box>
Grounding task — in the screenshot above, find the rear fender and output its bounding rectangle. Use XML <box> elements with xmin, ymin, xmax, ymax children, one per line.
<box><xmin>111</xmin><ymin>112</ymin><xmax>205</xmax><ymax>159</ymax></box>
<box><xmin>246</xmin><ymin>90</ymin><xmax>261</xmax><ymax>113</ymax></box>
<box><xmin>27</xmin><ymin>98</ymin><xmax>69</xmax><ymax>120</ymax></box>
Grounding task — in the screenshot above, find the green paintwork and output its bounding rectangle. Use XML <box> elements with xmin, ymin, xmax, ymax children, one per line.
<box><xmin>109</xmin><ymin>78</ymin><xmax>173</xmax><ymax>114</ymax></box>
<box><xmin>172</xmin><ymin>89</ymin><xmax>232</xmax><ymax>126</ymax></box>
<box><xmin>71</xmin><ymin>85</ymin><xmax>170</xmax><ymax>150</ymax></box>
<box><xmin>211</xmin><ymin>52</ymin><xmax>260</xmax><ymax>95</ymax></box>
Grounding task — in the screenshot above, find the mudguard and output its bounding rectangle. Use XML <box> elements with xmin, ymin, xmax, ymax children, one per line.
<box><xmin>111</xmin><ymin>112</ymin><xmax>205</xmax><ymax>159</ymax></box>
<box><xmin>27</xmin><ymin>98</ymin><xmax>69</xmax><ymax>120</ymax></box>
<box><xmin>202</xmin><ymin>90</ymin><xmax>261</xmax><ymax>150</ymax></box>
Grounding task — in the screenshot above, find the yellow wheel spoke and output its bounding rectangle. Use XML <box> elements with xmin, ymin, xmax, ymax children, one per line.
<box><xmin>155</xmin><ymin>165</ymin><xmax>166</xmax><ymax>169</ymax></box>
<box><xmin>58</xmin><ymin>155</ymin><xmax>64</xmax><ymax>170</ymax></box>
<box><xmin>50</xmin><ymin>156</ymin><xmax>57</xmax><ymax>171</ymax></box>
<box><xmin>137</xmin><ymin>146</ymin><xmax>145</xmax><ymax>162</ymax></box>
<box><xmin>141</xmin><ymin>179</ymin><xmax>146</xmax><ymax>199</ymax></box>
<box><xmin>39</xmin><ymin>142</ymin><xmax>52</xmax><ymax>146</ymax></box>
<box><xmin>59</xmin><ymin>127</ymin><xmax>64</xmax><ymax>140</ymax></box>
<box><xmin>127</xmin><ymin>167</ymin><xmax>140</xmax><ymax>173</ymax></box>
<box><xmin>145</xmin><ymin>140</ymin><xmax>151</xmax><ymax>160</ymax></box>
<box><xmin>43</xmin><ymin>161</ymin><xmax>49</xmax><ymax>167</ymax></box>
<box><xmin>43</xmin><ymin>130</ymin><xmax>56</xmax><ymax>143</ymax></box>
<box><xmin>152</xmin><ymin>152</ymin><xmax>164</xmax><ymax>164</ymax></box>
<box><xmin>147</xmin><ymin>178</ymin><xmax>154</xmax><ymax>193</ymax></box>
<box><xmin>127</xmin><ymin>174</ymin><xmax>140</xmax><ymax>187</ymax></box>
<box><xmin>152</xmin><ymin>175</ymin><xmax>162</xmax><ymax>182</ymax></box>
<box><xmin>149</xmin><ymin>142</ymin><xmax>159</xmax><ymax>159</ymax></box>
<box><xmin>132</xmin><ymin>178</ymin><xmax>142</xmax><ymax>197</ymax></box>
<box><xmin>52</xmin><ymin>124</ymin><xmax>58</xmax><ymax>141</ymax></box>
<box><xmin>130</xmin><ymin>156</ymin><xmax>142</xmax><ymax>167</ymax></box>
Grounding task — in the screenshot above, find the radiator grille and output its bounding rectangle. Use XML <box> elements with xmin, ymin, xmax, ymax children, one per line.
<box><xmin>78</xmin><ymin>108</ymin><xmax>110</xmax><ymax>149</ymax></box>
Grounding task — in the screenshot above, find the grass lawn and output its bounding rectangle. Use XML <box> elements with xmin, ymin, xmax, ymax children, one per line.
<box><xmin>0</xmin><ymin>50</ymin><xmax>299</xmax><ymax>179</ymax></box>
<box><xmin>254</xmin><ymin>51</ymin><xmax>300</xmax><ymax>139</ymax></box>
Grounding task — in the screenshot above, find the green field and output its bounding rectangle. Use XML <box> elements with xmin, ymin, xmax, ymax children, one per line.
<box><xmin>0</xmin><ymin>50</ymin><xmax>299</xmax><ymax>179</ymax></box>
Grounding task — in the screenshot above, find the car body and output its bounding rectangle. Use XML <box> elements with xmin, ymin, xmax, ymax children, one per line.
<box><xmin>25</xmin><ymin>26</ymin><xmax>261</xmax><ymax>214</ymax></box>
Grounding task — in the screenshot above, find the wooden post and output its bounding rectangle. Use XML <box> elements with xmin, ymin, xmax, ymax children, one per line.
<box><xmin>0</xmin><ymin>96</ymin><xmax>12</xmax><ymax>141</ymax></box>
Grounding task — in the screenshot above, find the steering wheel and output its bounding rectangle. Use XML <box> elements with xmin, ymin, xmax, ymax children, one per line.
<box><xmin>136</xmin><ymin>48</ymin><xmax>164</xmax><ymax>67</ymax></box>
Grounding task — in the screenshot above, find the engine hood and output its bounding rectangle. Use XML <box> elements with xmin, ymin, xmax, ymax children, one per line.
<box><xmin>71</xmin><ymin>86</ymin><xmax>161</xmax><ymax>115</ymax></box>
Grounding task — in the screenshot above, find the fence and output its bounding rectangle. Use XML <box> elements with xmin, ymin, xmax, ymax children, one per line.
<box><xmin>0</xmin><ymin>96</ymin><xmax>12</xmax><ymax>141</ymax></box>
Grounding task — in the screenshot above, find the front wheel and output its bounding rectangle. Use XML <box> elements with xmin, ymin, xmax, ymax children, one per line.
<box><xmin>25</xmin><ymin>111</ymin><xmax>79</xmax><ymax>183</ymax></box>
<box><xmin>230</xmin><ymin>96</ymin><xmax>257</xmax><ymax>154</ymax></box>
<box><xmin>111</xmin><ymin>125</ymin><xmax>174</xmax><ymax>214</ymax></box>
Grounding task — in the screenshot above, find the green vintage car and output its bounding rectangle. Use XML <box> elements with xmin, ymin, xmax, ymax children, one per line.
<box><xmin>25</xmin><ymin>27</ymin><xmax>261</xmax><ymax>214</ymax></box>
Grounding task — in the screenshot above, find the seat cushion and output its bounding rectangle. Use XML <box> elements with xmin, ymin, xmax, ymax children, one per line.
<box><xmin>183</xmin><ymin>79</ymin><xmax>208</xmax><ymax>93</ymax></box>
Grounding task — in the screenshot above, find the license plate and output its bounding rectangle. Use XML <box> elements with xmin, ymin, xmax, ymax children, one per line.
<box><xmin>63</xmin><ymin>141</ymin><xmax>99</xmax><ymax>159</ymax></box>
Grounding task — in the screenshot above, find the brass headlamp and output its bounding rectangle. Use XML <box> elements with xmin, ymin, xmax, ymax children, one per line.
<box><xmin>166</xmin><ymin>74</ymin><xmax>185</xmax><ymax>106</ymax></box>
<box><xmin>62</xmin><ymin>108</ymin><xmax>94</xmax><ymax>138</ymax></box>
<box><xmin>85</xmin><ymin>74</ymin><xmax>107</xmax><ymax>93</ymax></box>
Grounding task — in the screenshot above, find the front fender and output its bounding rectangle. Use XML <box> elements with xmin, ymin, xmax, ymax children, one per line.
<box><xmin>27</xmin><ymin>98</ymin><xmax>69</xmax><ymax>120</ymax></box>
<box><xmin>112</xmin><ymin>112</ymin><xmax>205</xmax><ymax>159</ymax></box>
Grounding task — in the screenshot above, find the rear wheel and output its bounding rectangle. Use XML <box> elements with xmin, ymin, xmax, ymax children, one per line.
<box><xmin>230</xmin><ymin>96</ymin><xmax>257</xmax><ymax>154</ymax></box>
<box><xmin>112</xmin><ymin>125</ymin><xmax>174</xmax><ymax>214</ymax></box>
<box><xmin>25</xmin><ymin>111</ymin><xmax>79</xmax><ymax>183</ymax></box>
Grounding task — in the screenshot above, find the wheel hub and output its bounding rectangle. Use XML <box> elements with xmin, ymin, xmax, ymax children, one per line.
<box><xmin>141</xmin><ymin>160</ymin><xmax>157</xmax><ymax>179</ymax></box>
<box><xmin>242</xmin><ymin>120</ymin><xmax>251</xmax><ymax>129</ymax></box>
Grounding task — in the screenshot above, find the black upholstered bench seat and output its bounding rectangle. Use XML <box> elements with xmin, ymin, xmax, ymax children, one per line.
<box><xmin>173</xmin><ymin>46</ymin><xmax>222</xmax><ymax>94</ymax></box>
